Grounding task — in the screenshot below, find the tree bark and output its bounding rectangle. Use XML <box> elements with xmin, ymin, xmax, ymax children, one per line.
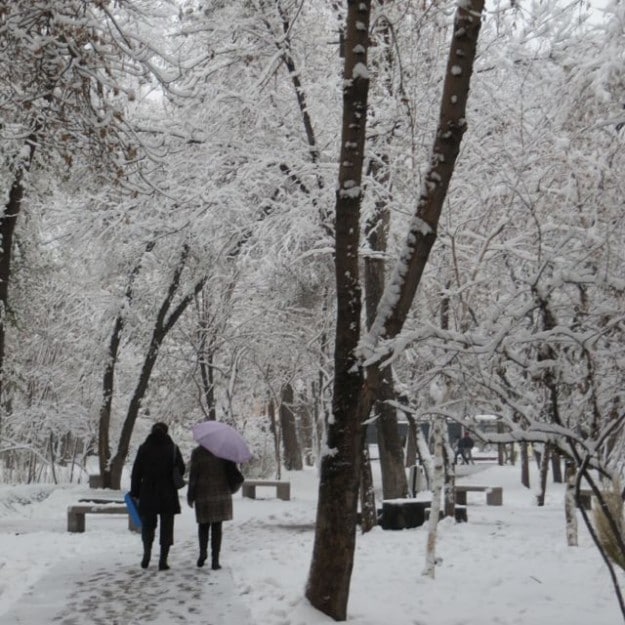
<box><xmin>521</xmin><ymin>441</ymin><xmax>530</xmax><ymax>488</ymax></box>
<box><xmin>551</xmin><ymin>449</ymin><xmax>563</xmax><ymax>483</ymax></box>
<box><xmin>423</xmin><ymin>418</ymin><xmax>445</xmax><ymax>578</ymax></box>
<box><xmin>268</xmin><ymin>397</ymin><xmax>282</xmax><ymax>479</ymax></box>
<box><xmin>364</xmin><ymin>154</ymin><xmax>408</xmax><ymax>500</ymax></box>
<box><xmin>280</xmin><ymin>383</ymin><xmax>303</xmax><ymax>470</ymax></box>
<box><xmin>565</xmin><ymin>460</ymin><xmax>578</xmax><ymax>546</ymax></box>
<box><xmin>305</xmin><ymin>1</ymin><xmax>372</xmax><ymax>618</ymax></box>
<box><xmin>109</xmin><ymin>245</ymin><xmax>206</xmax><ymax>489</ymax></box>
<box><xmin>0</xmin><ymin>136</ymin><xmax>36</xmax><ymax>421</ymax></box>
<box><xmin>362</xmin><ymin>5</ymin><xmax>409</xmax><ymax>500</ymax></box>
<box><xmin>98</xmin><ymin>242</ymin><xmax>155</xmax><ymax>488</ymax></box>
<box><xmin>362</xmin><ymin>0</ymin><xmax>485</xmax><ymax>354</ymax></box>
<box><xmin>536</xmin><ymin>443</ymin><xmax>551</xmax><ymax>507</ymax></box>
<box><xmin>306</xmin><ymin>0</ymin><xmax>485</xmax><ymax>618</ymax></box>
<box><xmin>297</xmin><ymin>391</ymin><xmax>315</xmax><ymax>467</ymax></box>
<box><xmin>359</xmin><ymin>441</ymin><xmax>377</xmax><ymax>533</ymax></box>
<box><xmin>196</xmin><ymin>292</ymin><xmax>217</xmax><ymax>421</ymax></box>
<box><xmin>405</xmin><ymin>412</ymin><xmax>418</xmax><ymax>468</ymax></box>
<box><xmin>375</xmin><ymin>380</ymin><xmax>409</xmax><ymax>499</ymax></box>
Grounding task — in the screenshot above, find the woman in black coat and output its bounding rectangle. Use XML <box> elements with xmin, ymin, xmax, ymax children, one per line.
<box><xmin>130</xmin><ymin>422</ymin><xmax>185</xmax><ymax>571</ymax></box>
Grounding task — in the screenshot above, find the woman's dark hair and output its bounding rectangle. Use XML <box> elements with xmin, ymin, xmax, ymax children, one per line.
<box><xmin>152</xmin><ymin>422</ymin><xmax>169</xmax><ymax>434</ymax></box>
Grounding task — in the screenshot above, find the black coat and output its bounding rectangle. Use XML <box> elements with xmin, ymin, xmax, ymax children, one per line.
<box><xmin>458</xmin><ymin>435</ymin><xmax>474</xmax><ymax>450</ymax></box>
<box><xmin>130</xmin><ymin>430</ymin><xmax>185</xmax><ymax>518</ymax></box>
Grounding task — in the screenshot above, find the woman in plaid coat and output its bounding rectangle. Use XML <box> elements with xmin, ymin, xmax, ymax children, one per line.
<box><xmin>187</xmin><ymin>446</ymin><xmax>233</xmax><ymax>569</ymax></box>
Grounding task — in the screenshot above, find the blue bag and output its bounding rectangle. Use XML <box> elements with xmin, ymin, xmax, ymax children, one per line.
<box><xmin>124</xmin><ymin>492</ymin><xmax>142</xmax><ymax>529</ymax></box>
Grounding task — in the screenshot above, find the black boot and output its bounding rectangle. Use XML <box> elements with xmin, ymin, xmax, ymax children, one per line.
<box><xmin>141</xmin><ymin>545</ymin><xmax>152</xmax><ymax>569</ymax></box>
<box><xmin>141</xmin><ymin>527</ymin><xmax>154</xmax><ymax>569</ymax></box>
<box><xmin>197</xmin><ymin>523</ymin><xmax>209</xmax><ymax>567</ymax></box>
<box><xmin>158</xmin><ymin>545</ymin><xmax>170</xmax><ymax>571</ymax></box>
<box><xmin>211</xmin><ymin>522</ymin><xmax>222</xmax><ymax>570</ymax></box>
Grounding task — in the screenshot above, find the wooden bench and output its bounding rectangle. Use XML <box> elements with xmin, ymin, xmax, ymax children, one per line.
<box><xmin>241</xmin><ymin>480</ymin><xmax>291</xmax><ymax>501</ymax></box>
<box><xmin>455</xmin><ymin>485</ymin><xmax>503</xmax><ymax>506</ymax></box>
<box><xmin>67</xmin><ymin>501</ymin><xmax>140</xmax><ymax>533</ymax></box>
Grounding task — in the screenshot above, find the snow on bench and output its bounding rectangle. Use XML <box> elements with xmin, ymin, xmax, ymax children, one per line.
<box><xmin>67</xmin><ymin>500</ymin><xmax>139</xmax><ymax>533</ymax></box>
<box><xmin>455</xmin><ymin>485</ymin><xmax>503</xmax><ymax>506</ymax></box>
<box><xmin>241</xmin><ymin>480</ymin><xmax>291</xmax><ymax>501</ymax></box>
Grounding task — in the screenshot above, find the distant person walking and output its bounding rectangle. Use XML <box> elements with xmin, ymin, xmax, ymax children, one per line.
<box><xmin>454</xmin><ymin>432</ymin><xmax>475</xmax><ymax>465</ymax></box>
<box><xmin>130</xmin><ymin>422</ymin><xmax>185</xmax><ymax>571</ymax></box>
<box><xmin>187</xmin><ymin>446</ymin><xmax>238</xmax><ymax>570</ymax></box>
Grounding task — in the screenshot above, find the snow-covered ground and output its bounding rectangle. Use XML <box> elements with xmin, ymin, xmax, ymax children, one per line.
<box><xmin>0</xmin><ymin>461</ymin><xmax>622</xmax><ymax>624</ymax></box>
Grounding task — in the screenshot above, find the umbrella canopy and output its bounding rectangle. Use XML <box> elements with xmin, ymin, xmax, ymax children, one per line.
<box><xmin>192</xmin><ymin>421</ymin><xmax>252</xmax><ymax>464</ymax></box>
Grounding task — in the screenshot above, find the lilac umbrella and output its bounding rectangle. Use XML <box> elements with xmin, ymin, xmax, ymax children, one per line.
<box><xmin>192</xmin><ymin>421</ymin><xmax>252</xmax><ymax>463</ymax></box>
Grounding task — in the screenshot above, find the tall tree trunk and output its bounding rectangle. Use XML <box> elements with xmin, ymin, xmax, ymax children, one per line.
<box><xmin>405</xmin><ymin>412</ymin><xmax>418</xmax><ymax>468</ymax></box>
<box><xmin>280</xmin><ymin>383</ymin><xmax>303</xmax><ymax>470</ymax></box>
<box><xmin>359</xmin><ymin>440</ymin><xmax>377</xmax><ymax>533</ymax></box>
<box><xmin>442</xmin><ymin>426</ymin><xmax>456</xmax><ymax>517</ymax></box>
<box><xmin>520</xmin><ymin>441</ymin><xmax>530</xmax><ymax>488</ymax></box>
<box><xmin>98</xmin><ymin>313</ymin><xmax>123</xmax><ymax>488</ymax></box>
<box><xmin>109</xmin><ymin>245</ymin><xmax>206</xmax><ymax>489</ymax></box>
<box><xmin>268</xmin><ymin>397</ymin><xmax>282</xmax><ymax>479</ymax></box>
<box><xmin>416</xmin><ymin>423</ymin><xmax>434</xmax><ymax>489</ymax></box>
<box><xmin>551</xmin><ymin>449</ymin><xmax>563</xmax><ymax>483</ymax></box>
<box><xmin>0</xmin><ymin>136</ymin><xmax>36</xmax><ymax>424</ymax></box>
<box><xmin>423</xmin><ymin>417</ymin><xmax>444</xmax><ymax>578</ymax></box>
<box><xmin>306</xmin><ymin>0</ymin><xmax>484</xmax><ymax>618</ymax></box>
<box><xmin>497</xmin><ymin>420</ymin><xmax>505</xmax><ymax>465</ymax></box>
<box><xmin>363</xmin><ymin>5</ymin><xmax>408</xmax><ymax>501</ymax></box>
<box><xmin>364</xmin><ymin>156</ymin><xmax>408</xmax><ymax>499</ymax></box>
<box><xmin>564</xmin><ymin>460</ymin><xmax>578</xmax><ymax>546</ymax></box>
<box><xmin>536</xmin><ymin>443</ymin><xmax>551</xmax><ymax>507</ymax></box>
<box><xmin>98</xmin><ymin>242</ymin><xmax>155</xmax><ymax>488</ymax></box>
<box><xmin>306</xmin><ymin>1</ymin><xmax>372</xmax><ymax>618</ymax></box>
<box><xmin>196</xmin><ymin>291</ymin><xmax>217</xmax><ymax>421</ymax></box>
<box><xmin>375</xmin><ymin>381</ymin><xmax>409</xmax><ymax>499</ymax></box>
<box><xmin>297</xmin><ymin>391</ymin><xmax>315</xmax><ymax>467</ymax></box>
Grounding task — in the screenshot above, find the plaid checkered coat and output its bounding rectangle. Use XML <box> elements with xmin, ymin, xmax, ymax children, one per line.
<box><xmin>187</xmin><ymin>446</ymin><xmax>233</xmax><ymax>524</ymax></box>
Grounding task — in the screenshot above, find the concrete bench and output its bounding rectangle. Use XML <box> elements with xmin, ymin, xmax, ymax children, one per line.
<box><xmin>67</xmin><ymin>502</ymin><xmax>139</xmax><ymax>533</ymax></box>
<box><xmin>425</xmin><ymin>505</ymin><xmax>468</xmax><ymax>523</ymax></box>
<box><xmin>241</xmin><ymin>480</ymin><xmax>291</xmax><ymax>501</ymax></box>
<box><xmin>455</xmin><ymin>485</ymin><xmax>503</xmax><ymax>506</ymax></box>
<box><xmin>379</xmin><ymin>499</ymin><xmax>431</xmax><ymax>529</ymax></box>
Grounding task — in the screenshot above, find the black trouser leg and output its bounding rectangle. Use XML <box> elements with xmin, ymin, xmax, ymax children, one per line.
<box><xmin>158</xmin><ymin>513</ymin><xmax>174</xmax><ymax>571</ymax></box>
<box><xmin>197</xmin><ymin>523</ymin><xmax>209</xmax><ymax>567</ymax></box>
<box><xmin>141</xmin><ymin>516</ymin><xmax>156</xmax><ymax>569</ymax></box>
<box><xmin>159</xmin><ymin>513</ymin><xmax>174</xmax><ymax>546</ymax></box>
<box><xmin>211</xmin><ymin>522</ymin><xmax>223</xmax><ymax>570</ymax></box>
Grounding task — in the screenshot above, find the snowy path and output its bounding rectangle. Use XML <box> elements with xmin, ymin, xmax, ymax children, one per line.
<box><xmin>1</xmin><ymin>535</ymin><xmax>251</xmax><ymax>625</ymax></box>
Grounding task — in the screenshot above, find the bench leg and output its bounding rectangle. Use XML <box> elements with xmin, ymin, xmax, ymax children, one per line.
<box><xmin>487</xmin><ymin>488</ymin><xmax>503</xmax><ymax>506</ymax></box>
<box><xmin>276</xmin><ymin>484</ymin><xmax>290</xmax><ymax>501</ymax></box>
<box><xmin>241</xmin><ymin>484</ymin><xmax>256</xmax><ymax>499</ymax></box>
<box><xmin>68</xmin><ymin>513</ymin><xmax>85</xmax><ymax>533</ymax></box>
<box><xmin>455</xmin><ymin>491</ymin><xmax>467</xmax><ymax>505</ymax></box>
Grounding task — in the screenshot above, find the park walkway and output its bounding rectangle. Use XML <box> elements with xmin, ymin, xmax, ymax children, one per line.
<box><xmin>0</xmin><ymin>532</ymin><xmax>251</xmax><ymax>625</ymax></box>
